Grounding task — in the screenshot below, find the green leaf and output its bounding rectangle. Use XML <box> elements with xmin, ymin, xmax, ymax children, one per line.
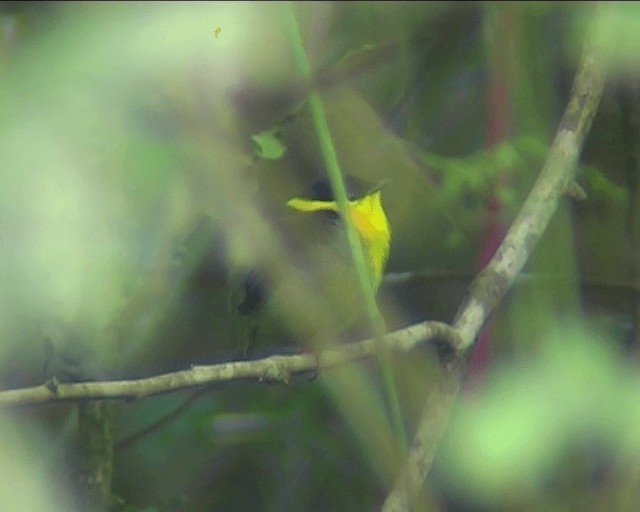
<box><xmin>251</xmin><ymin>130</ymin><xmax>287</xmax><ymax>160</ymax></box>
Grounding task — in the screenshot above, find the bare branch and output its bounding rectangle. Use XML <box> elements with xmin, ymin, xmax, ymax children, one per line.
<box><xmin>381</xmin><ymin>33</ymin><xmax>606</xmax><ymax>512</ymax></box>
<box><xmin>452</xmin><ymin>52</ymin><xmax>605</xmax><ymax>353</ymax></box>
<box><xmin>0</xmin><ymin>321</ymin><xmax>458</xmax><ymax>408</ymax></box>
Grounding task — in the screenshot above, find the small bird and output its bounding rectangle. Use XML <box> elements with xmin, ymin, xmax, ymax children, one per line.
<box><xmin>233</xmin><ymin>176</ymin><xmax>391</xmax><ymax>356</ymax></box>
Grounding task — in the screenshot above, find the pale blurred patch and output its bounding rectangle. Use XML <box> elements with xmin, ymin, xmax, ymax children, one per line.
<box><xmin>439</xmin><ymin>321</ymin><xmax>640</xmax><ymax>505</ymax></box>
<box><xmin>0</xmin><ymin>416</ymin><xmax>76</xmax><ymax>511</ymax></box>
<box><xmin>0</xmin><ymin>2</ymin><xmax>322</xmax><ymax>382</ymax></box>
<box><xmin>591</xmin><ymin>2</ymin><xmax>640</xmax><ymax>78</ymax></box>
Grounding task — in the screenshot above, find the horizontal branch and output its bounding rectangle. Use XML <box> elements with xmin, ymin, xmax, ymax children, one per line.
<box><xmin>0</xmin><ymin>321</ymin><xmax>459</xmax><ymax>408</ymax></box>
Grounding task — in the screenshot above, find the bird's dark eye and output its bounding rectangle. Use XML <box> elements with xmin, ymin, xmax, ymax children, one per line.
<box><xmin>308</xmin><ymin>176</ymin><xmax>369</xmax><ymax>201</ymax></box>
<box><xmin>309</xmin><ymin>180</ymin><xmax>334</xmax><ymax>201</ymax></box>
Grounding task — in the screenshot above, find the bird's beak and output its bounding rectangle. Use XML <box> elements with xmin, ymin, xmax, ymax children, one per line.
<box><xmin>369</xmin><ymin>179</ymin><xmax>389</xmax><ymax>195</ymax></box>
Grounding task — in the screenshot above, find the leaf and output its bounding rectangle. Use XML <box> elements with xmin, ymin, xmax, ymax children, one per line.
<box><xmin>251</xmin><ymin>130</ymin><xmax>287</xmax><ymax>160</ymax></box>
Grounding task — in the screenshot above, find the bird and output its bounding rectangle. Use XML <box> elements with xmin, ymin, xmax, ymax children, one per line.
<box><xmin>232</xmin><ymin>175</ymin><xmax>392</xmax><ymax>356</ymax></box>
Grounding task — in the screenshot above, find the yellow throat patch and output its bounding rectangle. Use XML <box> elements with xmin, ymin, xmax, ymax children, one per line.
<box><xmin>286</xmin><ymin>189</ymin><xmax>391</xmax><ymax>288</ymax></box>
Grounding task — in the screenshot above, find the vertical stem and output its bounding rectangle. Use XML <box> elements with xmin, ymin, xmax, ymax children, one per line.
<box><xmin>76</xmin><ymin>402</ymin><xmax>114</xmax><ymax>511</ymax></box>
<box><xmin>280</xmin><ymin>2</ymin><xmax>407</xmax><ymax>452</ymax></box>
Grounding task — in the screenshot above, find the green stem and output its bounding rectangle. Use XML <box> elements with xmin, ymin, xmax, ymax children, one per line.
<box><xmin>280</xmin><ymin>2</ymin><xmax>407</xmax><ymax>453</ymax></box>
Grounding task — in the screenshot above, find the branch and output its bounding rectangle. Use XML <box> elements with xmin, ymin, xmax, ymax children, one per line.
<box><xmin>76</xmin><ymin>402</ymin><xmax>114</xmax><ymax>512</ymax></box>
<box><xmin>452</xmin><ymin>51</ymin><xmax>605</xmax><ymax>353</ymax></box>
<box><xmin>381</xmin><ymin>33</ymin><xmax>606</xmax><ymax>512</ymax></box>
<box><xmin>0</xmin><ymin>321</ymin><xmax>458</xmax><ymax>408</ymax></box>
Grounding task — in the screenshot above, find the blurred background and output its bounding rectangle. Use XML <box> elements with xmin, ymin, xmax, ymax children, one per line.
<box><xmin>1</xmin><ymin>2</ymin><xmax>640</xmax><ymax>511</ymax></box>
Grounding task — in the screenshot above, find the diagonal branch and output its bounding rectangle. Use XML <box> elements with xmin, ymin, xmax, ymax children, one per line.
<box><xmin>381</xmin><ymin>32</ymin><xmax>606</xmax><ymax>512</ymax></box>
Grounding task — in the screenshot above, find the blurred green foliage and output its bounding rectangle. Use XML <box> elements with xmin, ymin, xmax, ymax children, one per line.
<box><xmin>439</xmin><ymin>323</ymin><xmax>640</xmax><ymax>510</ymax></box>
